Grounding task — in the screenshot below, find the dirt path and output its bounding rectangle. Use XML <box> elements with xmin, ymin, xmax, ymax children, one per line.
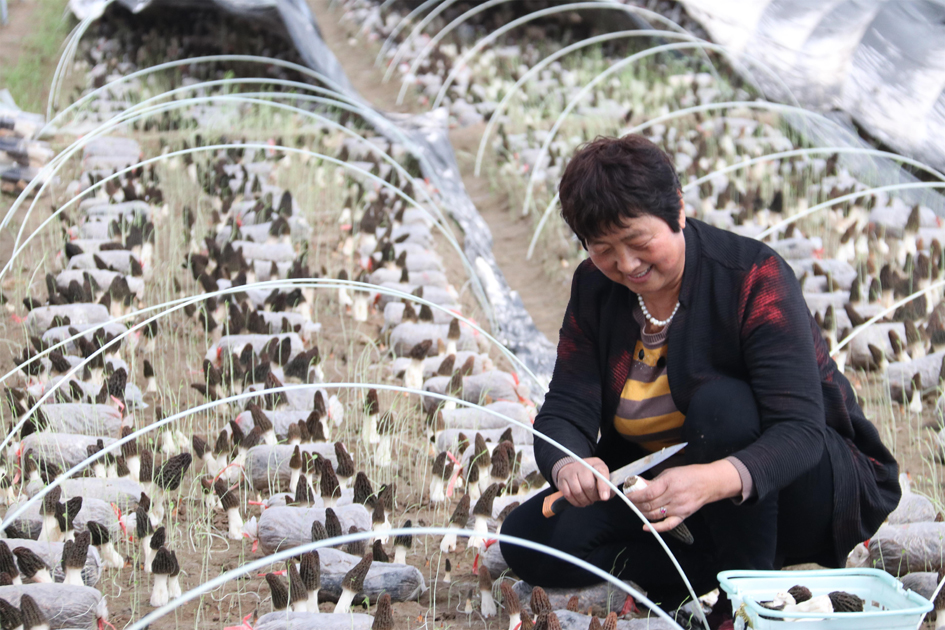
<box><xmin>307</xmin><ymin>0</ymin><xmax>569</xmax><ymax>345</ymax></box>
<box><xmin>0</xmin><ymin>0</ymin><xmax>40</xmax><ymax>71</ymax></box>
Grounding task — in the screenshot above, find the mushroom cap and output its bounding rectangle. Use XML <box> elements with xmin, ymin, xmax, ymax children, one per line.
<box><xmin>151</xmin><ymin>546</ymin><xmax>174</xmax><ymax>575</ymax></box>
<box><xmin>293</xmin><ymin>478</ymin><xmax>314</xmax><ymax>505</ymax></box>
<box><xmin>266</xmin><ymin>573</ymin><xmax>289</xmax><ymax>610</ymax></box>
<box><xmin>169</xmin><ymin>550</ymin><xmax>180</xmax><ymax>578</ymax></box>
<box><xmin>566</xmin><ymin>595</ymin><xmax>580</xmax><ymax>612</ymax></box>
<box><xmin>345</xmin><ymin>527</ymin><xmax>366</xmax><ymax>557</ymax></box>
<box><xmin>353</xmin><ymin>472</ymin><xmax>375</xmax><ymax>507</ymax></box>
<box><xmin>447</xmin><ymin>318</ymin><xmax>461</xmax><ymax>341</ymax></box>
<box><xmin>242</xmin><ymin>427</ymin><xmax>262</xmax><ymax>450</ymax></box>
<box><xmin>135</xmin><ymin>506</ymin><xmax>153</xmax><ymax>538</ymax></box>
<box><xmin>496</xmin><ymin>502</ymin><xmax>520</xmax><ymax>523</ymax></box>
<box><xmin>139</xmin><ymin>492</ymin><xmax>152</xmax><ymax>511</ymax></box>
<box><xmin>473</xmin><ymin>483</ymin><xmax>504</xmax><ymax>517</ymax></box>
<box><xmin>378</xmin><ymin>484</ymin><xmax>395</xmax><ymax>511</ymax></box>
<box><xmin>311</xmin><ymin>520</ymin><xmax>328</xmax><ymax>542</ymax></box>
<box><xmin>788</xmin><ymin>585</ymin><xmax>812</xmax><ymax>604</ymax></box>
<box><xmin>116</xmin><ymin>456</ymin><xmax>130</xmax><ymax>477</ymax></box>
<box><xmin>477</xmin><ymin>565</ymin><xmax>492</xmax><ymax>591</ymax></box>
<box><xmin>289</xmin><ymin>446</ymin><xmax>302</xmax><ymax>471</ymax></box>
<box><xmin>313</xmin><ymin>390</ymin><xmax>327</xmax><ymax>418</ymax></box>
<box><xmin>530</xmin><ymin>586</ymin><xmax>551</xmax><ymax>615</ymax></box>
<box><xmin>0</xmin><ymin>597</ymin><xmax>22</xmax><ymax>630</ymax></box>
<box><xmin>155</xmin><ymin>452</ymin><xmax>192</xmax><ymax>491</ymax></box>
<box><xmin>0</xmin><ymin>543</ymin><xmax>17</xmax><ymax>579</ymax></box>
<box><xmin>150</xmin><ymin>526</ymin><xmax>166</xmax><ymax>551</ymax></box>
<box><xmin>320</xmin><ymin>461</ymin><xmax>341</xmax><ymax>501</ymax></box>
<box><xmin>286</xmin><ymin>561</ymin><xmax>307</xmax><ymax>605</ymax></box>
<box><xmin>601</xmin><ymin>611</ymin><xmax>618</xmax><ymax>630</ymax></box>
<box><xmin>341</xmin><ymin>552</ymin><xmax>373</xmax><ymax>592</ymax></box>
<box><xmin>63</xmin><ymin>531</ymin><xmax>90</xmax><ymax>569</ymax></box>
<box><xmin>364</xmin><ymin>389</ymin><xmax>379</xmax><ymax>416</ymax></box>
<box><xmin>63</xmin><ymin>496</ymin><xmax>83</xmax><ymax>529</ymax></box>
<box><xmin>444</xmin><ymin>558</ymin><xmax>451</xmax><ymax>573</ymax></box>
<box><xmin>431</xmin><ymin>452</ymin><xmax>449</xmax><ymax>478</ymax></box>
<box><xmin>519</xmin><ymin>611</ymin><xmax>535</xmax><ymax>630</ymax></box>
<box><xmin>490</xmin><ymin>446</ymin><xmax>509</xmax><ymax>479</ymax></box>
<box><xmin>40</xmin><ymin>485</ymin><xmax>61</xmax><ymax>516</ymax></box>
<box><xmin>377</xmin><ymin>411</ymin><xmax>394</xmax><ymax>435</ymax></box>
<box><xmin>372</xmin><ymin>540</ymin><xmax>389</xmax><ymax>563</ymax></box>
<box><xmin>500</xmin><ymin>581</ymin><xmax>520</xmax><ymax>615</ymax></box>
<box><xmin>192</xmin><ymin>435</ymin><xmax>208</xmax><ymax>460</ymax></box>
<box><xmin>450</xmin><ymin>494</ymin><xmax>471</xmax><ymax>526</ymax></box>
<box><xmin>473</xmin><ymin>434</ymin><xmax>491</xmax><ymax>467</ymax></box>
<box><xmin>19</xmin><ymin>594</ymin><xmax>46</xmax><ymax>630</ymax></box>
<box><xmin>287</xmin><ymin>423</ymin><xmax>301</xmax><ymax>443</ymax></box>
<box><xmin>86</xmin><ymin>520</ymin><xmax>111</xmax><ymax>546</ymax></box>
<box><xmin>324</xmin><ymin>508</ymin><xmax>342</xmax><ymax>540</ymax></box>
<box><xmin>437</xmin><ymin>354</ymin><xmax>455</xmax><ymax>376</ymax></box>
<box><xmin>372</xmin><ymin>592</ymin><xmax>393</xmax><ymax>630</ymax></box>
<box><xmin>308</xmin><ymin>415</ymin><xmax>327</xmax><ymax>442</ymax></box>
<box><xmin>12</xmin><ymin>547</ymin><xmax>47</xmax><ymax>578</ymax></box>
<box><xmin>371</xmin><ymin>499</ymin><xmax>385</xmax><ymax>525</ymax></box>
<box><xmin>408</xmin><ymin>340</ymin><xmax>432</xmax><ymax>361</ymax></box>
<box><xmin>0</xmin><ymin>575</ymin><xmax>10</xmax><ymax>587</ymax></box>
<box><xmin>248</xmin><ymin>404</ymin><xmax>273</xmax><ymax>433</ymax></box>
<box><xmin>828</xmin><ymin>591</ymin><xmax>864</xmax><ymax>612</ymax></box>
<box><xmin>299</xmin><ymin>551</ymin><xmax>320</xmax><ymax>591</ymax></box>
<box><xmin>394</xmin><ymin>520</ymin><xmax>412</xmax><ymax>549</ymax></box>
<box><xmin>139</xmin><ymin>449</ymin><xmax>154</xmax><ymax>483</ymax></box>
<box><xmin>587</xmin><ymin>616</ymin><xmax>603</xmax><ymax>630</ymax></box>
<box><xmin>334</xmin><ymin>443</ymin><xmax>355</xmax><ymax>478</ymax></box>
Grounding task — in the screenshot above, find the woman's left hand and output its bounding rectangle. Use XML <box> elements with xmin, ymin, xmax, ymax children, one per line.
<box><xmin>624</xmin><ymin>460</ymin><xmax>742</xmax><ymax>533</ymax></box>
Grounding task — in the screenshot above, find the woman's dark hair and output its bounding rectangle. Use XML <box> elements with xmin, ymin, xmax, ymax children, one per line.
<box><xmin>558</xmin><ymin>135</ymin><xmax>681</xmax><ymax>246</ymax></box>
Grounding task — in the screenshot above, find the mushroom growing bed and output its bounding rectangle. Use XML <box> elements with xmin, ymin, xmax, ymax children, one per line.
<box><xmin>0</xmin><ymin>0</ymin><xmax>943</xmax><ymax>629</ymax></box>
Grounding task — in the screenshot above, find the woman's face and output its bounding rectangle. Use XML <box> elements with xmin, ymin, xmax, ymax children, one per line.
<box><xmin>585</xmin><ymin>207</ymin><xmax>686</xmax><ymax>300</ymax></box>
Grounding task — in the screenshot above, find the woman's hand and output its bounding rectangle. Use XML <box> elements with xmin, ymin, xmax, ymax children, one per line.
<box><xmin>624</xmin><ymin>460</ymin><xmax>742</xmax><ymax>533</ymax></box>
<box><xmin>557</xmin><ymin>457</ymin><xmax>612</xmax><ymax>507</ymax></box>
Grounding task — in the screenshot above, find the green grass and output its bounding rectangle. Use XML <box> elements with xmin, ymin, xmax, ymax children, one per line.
<box><xmin>0</xmin><ymin>0</ymin><xmax>73</xmax><ymax>113</ymax></box>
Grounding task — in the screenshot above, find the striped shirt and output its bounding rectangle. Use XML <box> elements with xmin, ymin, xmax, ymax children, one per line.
<box><xmin>613</xmin><ymin>307</ymin><xmax>685</xmax><ymax>452</ymax></box>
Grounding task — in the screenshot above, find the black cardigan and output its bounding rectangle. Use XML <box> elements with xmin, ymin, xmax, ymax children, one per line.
<box><xmin>534</xmin><ymin>218</ymin><xmax>901</xmax><ymax>566</ymax></box>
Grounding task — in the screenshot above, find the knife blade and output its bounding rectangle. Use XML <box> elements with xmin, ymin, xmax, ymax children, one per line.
<box><xmin>541</xmin><ymin>442</ymin><xmax>687</xmax><ymax>519</ymax></box>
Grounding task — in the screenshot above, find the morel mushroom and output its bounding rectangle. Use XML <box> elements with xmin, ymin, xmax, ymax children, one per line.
<box><xmin>479</xmin><ymin>565</ymin><xmax>496</xmax><ymax>617</ymax></box>
<box><xmin>393</xmin><ymin>520</ymin><xmax>412</xmax><ymax>565</ymax></box>
<box><xmin>61</xmin><ymin>531</ymin><xmax>90</xmax><ymax>585</ymax></box>
<box><xmin>150</xmin><ymin>547</ymin><xmax>174</xmax><ymax>607</ymax></box>
<box><xmin>334</xmin><ymin>552</ymin><xmax>372</xmax><ymax>614</ymax></box>
<box><xmin>13</xmin><ymin>547</ymin><xmax>51</xmax><ymax>583</ymax></box>
<box><xmin>501</xmin><ymin>582</ymin><xmax>521</xmax><ymax>630</ymax></box>
<box><xmin>299</xmin><ymin>551</ymin><xmax>321</xmax><ymax>612</ymax></box>
<box><xmin>214</xmin><ymin>478</ymin><xmax>243</xmax><ymax>540</ymax></box>
<box><xmin>469</xmin><ymin>483</ymin><xmax>503</xmax><ymax>549</ymax></box>
<box><xmin>440</xmin><ymin>493</ymin><xmax>470</xmax><ymax>553</ymax></box>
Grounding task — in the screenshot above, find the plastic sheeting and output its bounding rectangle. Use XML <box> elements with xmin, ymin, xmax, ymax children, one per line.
<box><xmin>681</xmin><ymin>0</ymin><xmax>945</xmax><ymax>210</ymax></box>
<box><xmin>67</xmin><ymin>0</ymin><xmax>558</xmax><ymax>393</ymax></box>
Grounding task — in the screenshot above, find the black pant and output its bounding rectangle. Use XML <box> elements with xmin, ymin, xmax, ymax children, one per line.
<box><xmin>500</xmin><ymin>378</ymin><xmax>835</xmax><ymax>609</ymax></box>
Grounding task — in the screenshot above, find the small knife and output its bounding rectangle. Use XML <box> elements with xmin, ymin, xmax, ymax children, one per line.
<box><xmin>541</xmin><ymin>442</ymin><xmax>694</xmax><ymax>544</ymax></box>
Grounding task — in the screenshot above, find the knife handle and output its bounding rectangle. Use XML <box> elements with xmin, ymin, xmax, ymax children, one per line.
<box><xmin>541</xmin><ymin>491</ymin><xmax>571</xmax><ymax>518</ymax></box>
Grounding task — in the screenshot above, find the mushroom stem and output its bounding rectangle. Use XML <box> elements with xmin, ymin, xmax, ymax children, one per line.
<box><xmin>226</xmin><ymin>507</ymin><xmax>244</xmax><ymax>541</ymax></box>
<box><xmin>93</xmin><ymin>461</ymin><xmax>107</xmax><ymax>478</ymax></box>
<box><xmin>333</xmin><ymin>587</ymin><xmax>356</xmax><ymax>615</ymax></box>
<box><xmin>376</xmin><ymin>435</ymin><xmax>392</xmax><ymax>468</ymax></box>
<box><xmin>38</xmin><ymin>515</ymin><xmax>62</xmax><ymax>543</ymax></box>
<box><xmin>98</xmin><ymin>542</ymin><xmax>124</xmax><ymax>570</ymax></box>
<box><xmin>307</xmin><ymin>590</ymin><xmax>320</xmax><ymax>612</ymax></box>
<box><xmin>352</xmin><ymin>293</ymin><xmax>369</xmax><ymax>322</ymax></box>
<box><xmin>439</xmin><ymin>526</ymin><xmax>459</xmax><ymax>553</ymax></box>
<box><xmin>289</xmin><ymin>469</ymin><xmax>301</xmax><ymax>495</ymax></box>
<box><xmin>393</xmin><ymin>545</ymin><xmax>407</xmax><ymax>565</ymax></box>
<box><xmin>169</xmin><ymin>573</ymin><xmax>181</xmax><ymax>599</ymax></box>
<box><xmin>141</xmin><ymin>535</ymin><xmax>153</xmax><ymax>574</ymax></box>
<box><xmin>63</xmin><ymin>566</ymin><xmax>83</xmax><ymax>586</ymax></box>
<box><xmin>468</xmin><ymin>515</ymin><xmax>489</xmax><ymax>550</ymax></box>
<box><xmin>362</xmin><ymin>412</ymin><xmax>379</xmax><ymax>445</ymax></box>
<box><xmin>429</xmin><ymin>478</ymin><xmax>446</xmax><ymax>504</ymax></box>
<box><xmin>150</xmin><ymin>573</ymin><xmax>169</xmax><ymax>607</ymax></box>
<box><xmin>33</xmin><ymin>568</ymin><xmax>53</xmax><ymax>583</ymax></box>
<box><xmin>200</xmin><ymin>453</ymin><xmax>220</xmax><ymax>477</ymax></box>
<box><xmin>404</xmin><ymin>358</ymin><xmax>423</xmax><ymax>391</ymax></box>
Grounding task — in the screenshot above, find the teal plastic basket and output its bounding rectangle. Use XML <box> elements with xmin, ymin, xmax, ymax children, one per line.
<box><xmin>718</xmin><ymin>568</ymin><xmax>933</xmax><ymax>629</ymax></box>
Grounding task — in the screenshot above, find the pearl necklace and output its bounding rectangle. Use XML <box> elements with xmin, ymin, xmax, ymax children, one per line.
<box><xmin>637</xmin><ymin>293</ymin><xmax>680</xmax><ymax>328</ymax></box>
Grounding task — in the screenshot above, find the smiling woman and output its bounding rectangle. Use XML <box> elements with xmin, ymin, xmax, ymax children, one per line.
<box><xmin>499</xmin><ymin>135</ymin><xmax>902</xmax><ymax>629</ymax></box>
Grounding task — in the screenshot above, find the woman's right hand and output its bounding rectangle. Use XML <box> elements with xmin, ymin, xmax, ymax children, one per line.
<box><xmin>557</xmin><ymin>457</ymin><xmax>611</xmax><ymax>507</ymax></box>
